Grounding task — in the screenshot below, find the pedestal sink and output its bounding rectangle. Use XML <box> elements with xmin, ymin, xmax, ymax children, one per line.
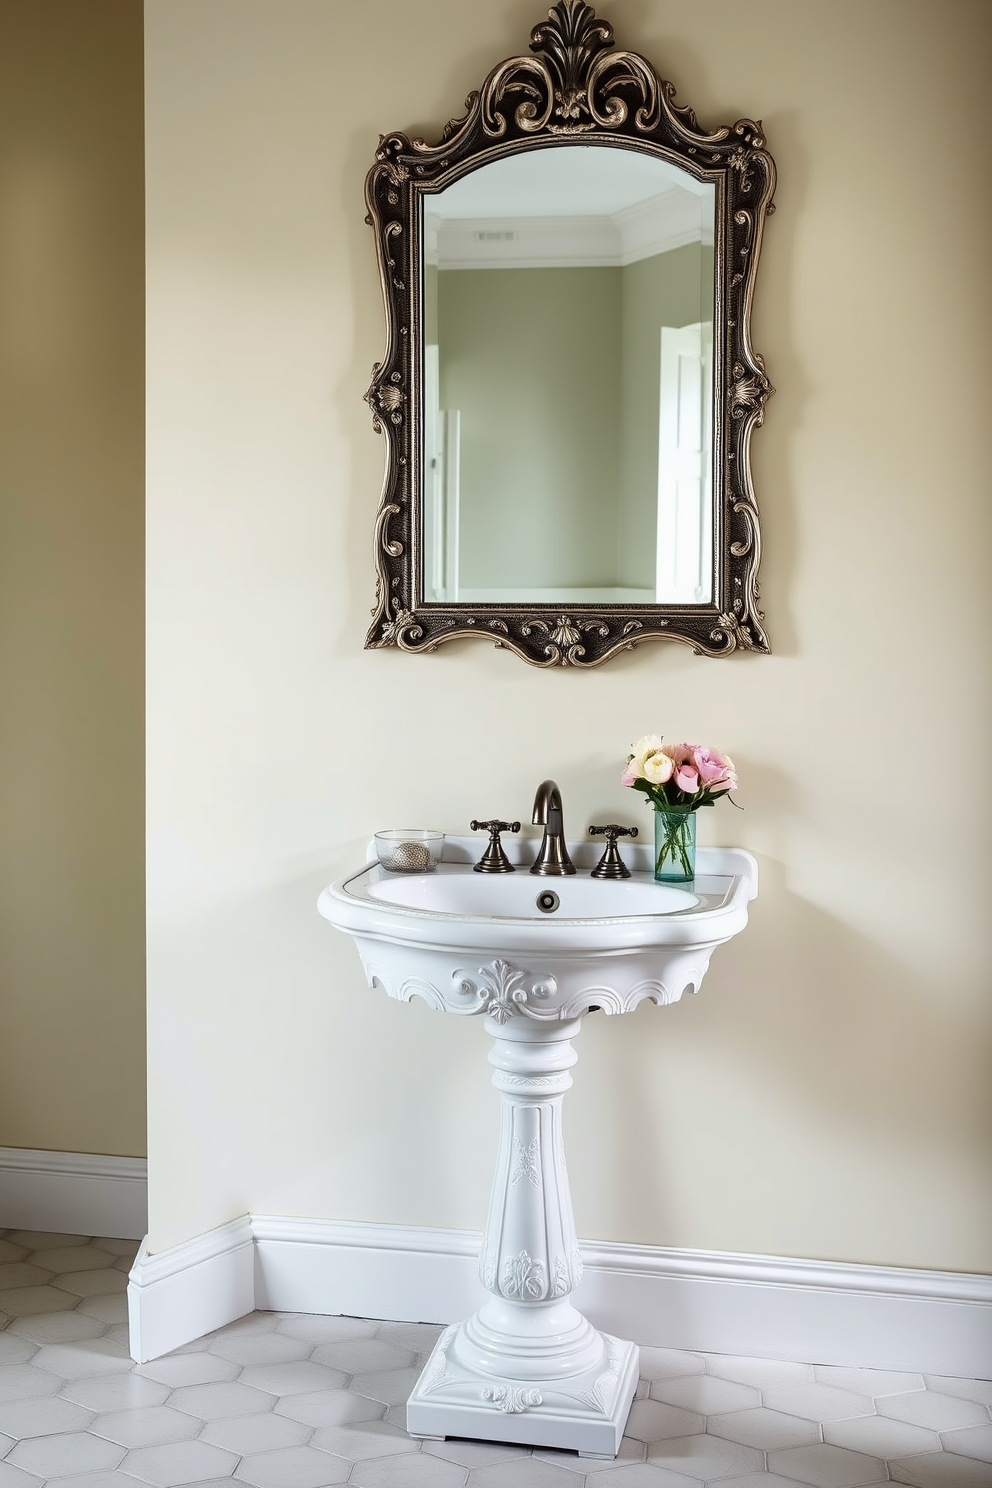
<box><xmin>318</xmin><ymin>834</ymin><xmax>757</xmax><ymax>1457</ymax></box>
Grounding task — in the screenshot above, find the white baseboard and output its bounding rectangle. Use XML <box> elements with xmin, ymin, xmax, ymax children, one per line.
<box><xmin>127</xmin><ymin>1213</ymin><xmax>992</xmax><ymax>1379</ymax></box>
<box><xmin>0</xmin><ymin>1147</ymin><xmax>147</xmax><ymax>1241</ymax></box>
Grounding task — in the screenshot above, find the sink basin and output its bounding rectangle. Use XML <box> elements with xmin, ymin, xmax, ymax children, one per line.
<box><xmin>368</xmin><ymin>865</ymin><xmax>697</xmax><ymax>918</ymax></box>
<box><xmin>317</xmin><ymin>833</ymin><xmax>757</xmax><ymax>1458</ymax></box>
<box><xmin>319</xmin><ymin>835</ymin><xmax>757</xmax><ymax>1018</ymax></box>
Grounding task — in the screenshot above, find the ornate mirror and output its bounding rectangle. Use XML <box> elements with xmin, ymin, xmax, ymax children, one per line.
<box><xmin>364</xmin><ymin>0</ymin><xmax>775</xmax><ymax>667</ymax></box>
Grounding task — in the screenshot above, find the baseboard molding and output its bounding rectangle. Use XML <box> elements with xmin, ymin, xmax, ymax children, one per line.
<box><xmin>0</xmin><ymin>1147</ymin><xmax>147</xmax><ymax>1241</ymax></box>
<box><xmin>128</xmin><ymin>1214</ymin><xmax>992</xmax><ymax>1378</ymax></box>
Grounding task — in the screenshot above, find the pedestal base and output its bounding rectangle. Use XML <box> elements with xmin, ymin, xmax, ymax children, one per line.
<box><xmin>407</xmin><ymin>1321</ymin><xmax>639</xmax><ymax>1457</ymax></box>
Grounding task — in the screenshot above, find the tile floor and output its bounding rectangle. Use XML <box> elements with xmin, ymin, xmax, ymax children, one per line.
<box><xmin>0</xmin><ymin>1232</ymin><xmax>989</xmax><ymax>1487</ymax></box>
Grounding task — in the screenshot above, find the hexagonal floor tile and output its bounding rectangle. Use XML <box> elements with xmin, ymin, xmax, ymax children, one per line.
<box><xmin>813</xmin><ymin>1366</ymin><xmax>924</xmax><ymax>1397</ymax></box>
<box><xmin>824</xmin><ymin>1414</ymin><xmax>941</xmax><ymax>1459</ymax></box>
<box><xmin>312</xmin><ymin>1338</ymin><xmax>417</xmax><ymax>1374</ymax></box>
<box><xmin>0</xmin><ymin>1339</ymin><xmax>35</xmax><ymax>1367</ymax></box>
<box><xmin>705</xmin><ymin>1355</ymin><xmax>813</xmax><ymax>1388</ymax></box>
<box><xmin>0</xmin><ymin>1241</ymin><xmax>29</xmax><ymax>1265</ymax></box>
<box><xmin>52</xmin><ymin>1268</ymin><xmax>127</xmax><ymax>1298</ymax></box>
<box><xmin>209</xmin><ymin>1332</ymin><xmax>312</xmax><ymax>1366</ymax></box>
<box><xmin>276</xmin><ymin>1314</ymin><xmax>378</xmax><ymax>1345</ymax></box>
<box><xmin>624</xmin><ymin>1399</ymin><xmax>705</xmax><ymax>1444</ymax></box>
<box><xmin>0</xmin><ymin>1394</ymin><xmax>94</xmax><ymax>1439</ymax></box>
<box><xmin>169</xmin><ymin>1380</ymin><xmax>277</xmax><ymax>1421</ymax></box>
<box><xmin>429</xmin><ymin>1437</ymin><xmax>536</xmax><ymax>1469</ymax></box>
<box><xmin>565</xmin><ymin>1465</ymin><xmax>697</xmax><ymax>1487</ymax></box>
<box><xmin>29</xmin><ymin>1247</ymin><xmax>115</xmax><ymax>1275</ymax></box>
<box><xmin>941</xmin><ymin>1423</ymin><xmax>992</xmax><ymax>1462</ymax></box>
<box><xmin>646</xmin><ymin>1432</ymin><xmax>765</xmax><ymax>1479</ymax></box>
<box><xmin>7</xmin><ymin>1429</ymin><xmax>124</xmax><ymax>1477</ymax></box>
<box><xmin>31</xmin><ymin>1340</ymin><xmax>132</xmax><ymax>1380</ymax></box>
<box><xmin>310</xmin><ymin>1419</ymin><xmax>421</xmax><ymax>1459</ymax></box>
<box><xmin>466</xmin><ymin>1459</ymin><xmax>588</xmax><ymax>1488</ymax></box>
<box><xmin>350</xmin><ymin>1453</ymin><xmax>467</xmax><ymax>1487</ymax></box>
<box><xmin>238</xmin><ymin>1361</ymin><xmax>348</xmax><ymax>1397</ymax></box>
<box><xmin>708</xmin><ymin>1406</ymin><xmax>820</xmax><ymax>1450</ymax></box>
<box><xmin>136</xmin><ymin>1353</ymin><xmax>240</xmax><ymax>1388</ymax></box>
<box><xmin>6</xmin><ymin>1231</ymin><xmax>89</xmax><ymax>1250</ymax></box>
<box><xmin>0</xmin><ymin>1284</ymin><xmax>78</xmax><ymax>1316</ymax></box>
<box><xmin>636</xmin><ymin>1348</ymin><xmax>706</xmax><ymax>1382</ymax></box>
<box><xmin>924</xmin><ymin>1377</ymin><xmax>992</xmax><ymax>1408</ymax></box>
<box><xmin>274</xmin><ymin>1387</ymin><xmax>385</xmax><ymax>1427</ymax></box>
<box><xmin>8</xmin><ymin>1310</ymin><xmax>105</xmax><ymax>1344</ymax></box>
<box><xmin>119</xmin><ymin>1439</ymin><xmax>241</xmax><ymax>1486</ymax></box>
<box><xmin>236</xmin><ymin>1445</ymin><xmax>352</xmax><ymax>1487</ymax></box>
<box><xmin>62</xmin><ymin>1372</ymin><xmax>171</xmax><ymax>1412</ymax></box>
<box><xmin>878</xmin><ymin>1391</ymin><xmax>990</xmax><ymax>1431</ymax></box>
<box><xmin>200</xmin><ymin>1412</ymin><xmax>311</xmax><ymax>1454</ymax></box>
<box><xmin>91</xmin><ymin>1403</ymin><xmax>202</xmax><ymax>1448</ymax></box>
<box><xmin>0</xmin><ymin>1265</ymin><xmax>54</xmax><ymax>1293</ymax></box>
<box><xmin>372</xmin><ymin>1321</ymin><xmax>445</xmax><ymax>1353</ymax></box>
<box><xmin>764</xmin><ymin>1383</ymin><xmax>875</xmax><ymax>1423</ymax></box>
<box><xmin>532</xmin><ymin>1436</ymin><xmax>647</xmax><ymax>1475</ymax></box>
<box><xmin>649</xmin><ymin>1375</ymin><xmax>760</xmax><ymax>1414</ymax></box>
<box><xmin>889</xmin><ymin>1453</ymin><xmax>992</xmax><ymax>1487</ymax></box>
<box><xmin>0</xmin><ymin>1364</ymin><xmax>62</xmax><ymax>1403</ymax></box>
<box><xmin>769</xmin><ymin>1442</ymin><xmax>886</xmax><ymax>1487</ymax></box>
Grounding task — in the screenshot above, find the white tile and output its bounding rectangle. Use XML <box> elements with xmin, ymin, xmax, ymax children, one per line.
<box><xmin>708</xmin><ymin>1406</ymin><xmax>820</xmax><ymax>1450</ymax></box>
<box><xmin>62</xmin><ymin>1373</ymin><xmax>171</xmax><ymax>1412</ymax></box>
<box><xmin>0</xmin><ymin>1341</ymin><xmax>34</xmax><ymax>1368</ymax></box>
<box><xmin>210</xmin><ymin>1311</ymin><xmax>281</xmax><ymax>1338</ymax></box>
<box><xmin>941</xmin><ymin>1423</ymin><xmax>992</xmax><ymax>1461</ymax></box>
<box><xmin>276</xmin><ymin>1314</ymin><xmax>377</xmax><ymax>1345</ymax></box>
<box><xmin>0</xmin><ymin>1366</ymin><xmax>61</xmax><ymax>1403</ymax></box>
<box><xmin>431</xmin><ymin>1437</ymin><xmax>535</xmax><ymax>1467</ymax></box>
<box><xmin>705</xmin><ymin>1354</ymin><xmax>813</xmax><ymax>1388</ymax></box>
<box><xmin>237</xmin><ymin>1444</ymin><xmax>352</xmax><ymax>1487</ymax></box>
<box><xmin>0</xmin><ymin>1266</ymin><xmax>54</xmax><ymax>1293</ymax></box>
<box><xmin>200</xmin><ymin>1412</ymin><xmax>311</xmax><ymax>1453</ymax></box>
<box><xmin>237</xmin><ymin>1359</ymin><xmax>350</xmax><ymax>1397</ymax></box>
<box><xmin>769</xmin><ymin>1442</ymin><xmax>886</xmax><ymax>1487</ymax></box>
<box><xmin>0</xmin><ymin>1284</ymin><xmax>78</xmax><ymax>1316</ymax></box>
<box><xmin>637</xmin><ymin>1348</ymin><xmax>707</xmax><ymax>1381</ymax></box>
<box><xmin>624</xmin><ymin>1399</ymin><xmax>705</xmax><ymax>1443</ymax></box>
<box><xmin>347</xmin><ymin>1365</ymin><xmax>420</xmax><ymax>1405</ymax></box>
<box><xmin>7</xmin><ymin>1430</ymin><xmax>124</xmax><ymax>1476</ymax></box>
<box><xmin>371</xmin><ymin>1321</ymin><xmax>445</xmax><ymax>1353</ymax></box>
<box><xmin>557</xmin><ymin>1465</ymin><xmax>696</xmax><ymax>1487</ymax></box>
<box><xmin>274</xmin><ymin>1387</ymin><xmax>384</xmax><ymax>1427</ymax></box>
<box><xmin>764</xmin><ymin>1383</ymin><xmax>875</xmax><ymax>1423</ymax></box>
<box><xmin>9</xmin><ymin>1310</ymin><xmax>105</xmax><ymax>1344</ymax></box>
<box><xmin>208</xmin><ymin>1332</ymin><xmax>312</xmax><ymax>1366</ymax></box>
<box><xmin>31</xmin><ymin>1338</ymin><xmax>132</xmax><ymax>1379</ymax></box>
<box><xmin>32</xmin><ymin>1246</ymin><xmax>115</xmax><ymax>1274</ymax></box>
<box><xmin>0</xmin><ymin>1394</ymin><xmax>94</xmax><ymax>1439</ymax></box>
<box><xmin>118</xmin><ymin>1438</ymin><xmax>241</xmax><ymax>1486</ymax></box>
<box><xmin>52</xmin><ymin>1474</ymin><xmax>152</xmax><ymax>1488</ymax></box>
<box><xmin>878</xmin><ymin>1391</ymin><xmax>990</xmax><ymax>1431</ymax></box>
<box><xmin>75</xmin><ymin>1294</ymin><xmax>129</xmax><ymax>1324</ymax></box>
<box><xmin>91</xmin><ymin>1403</ymin><xmax>202</xmax><ymax>1447</ymax></box>
<box><xmin>311</xmin><ymin>1338</ymin><xmax>416</xmax><ymax>1373</ymax></box>
<box><xmin>721</xmin><ymin>1477</ymin><xmax>835</xmax><ymax>1488</ymax></box>
<box><xmin>814</xmin><ymin>1365</ymin><xmax>925</xmax><ymax>1397</ymax></box>
<box><xmin>888</xmin><ymin>1454</ymin><xmax>992</xmax><ymax>1488</ymax></box>
<box><xmin>310</xmin><ymin>1419</ymin><xmax>421</xmax><ymax>1459</ymax></box>
<box><xmin>0</xmin><ymin>1432</ymin><xmax>12</xmax><ymax>1457</ymax></box>
<box><xmin>169</xmin><ymin>1380</ymin><xmax>277</xmax><ymax>1420</ymax></box>
<box><xmin>534</xmin><ymin>1438</ymin><xmax>646</xmax><ymax>1474</ymax></box>
<box><xmin>91</xmin><ymin>1238</ymin><xmax>141</xmax><ymax>1258</ymax></box>
<box><xmin>53</xmin><ymin>1268</ymin><xmax>128</xmax><ymax>1297</ymax></box>
<box><xmin>824</xmin><ymin>1414</ymin><xmax>941</xmax><ymax>1458</ymax></box>
<box><xmin>0</xmin><ymin>1243</ymin><xmax>28</xmax><ymax>1266</ymax></box>
<box><xmin>924</xmin><ymin>1377</ymin><xmax>992</xmax><ymax>1408</ymax></box>
<box><xmin>649</xmin><ymin>1375</ymin><xmax>760</xmax><ymax>1414</ymax></box>
<box><xmin>645</xmin><ymin>1432</ymin><xmax>765</xmax><ymax>1479</ymax></box>
<box><xmin>0</xmin><ymin>1459</ymin><xmax>44</xmax><ymax>1485</ymax></box>
<box><xmin>137</xmin><ymin>1353</ymin><xmax>240</xmax><ymax>1387</ymax></box>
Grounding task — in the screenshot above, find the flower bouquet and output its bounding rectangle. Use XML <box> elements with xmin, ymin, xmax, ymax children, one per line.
<box><xmin>621</xmin><ymin>736</ymin><xmax>738</xmax><ymax>881</ymax></box>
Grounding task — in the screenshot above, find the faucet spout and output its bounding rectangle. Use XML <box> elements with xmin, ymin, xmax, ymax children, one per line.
<box><xmin>530</xmin><ymin>779</ymin><xmax>576</xmax><ymax>876</ymax></box>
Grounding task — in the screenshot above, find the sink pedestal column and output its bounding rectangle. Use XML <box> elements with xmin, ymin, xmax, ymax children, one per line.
<box><xmin>407</xmin><ymin>1013</ymin><xmax>639</xmax><ymax>1457</ymax></box>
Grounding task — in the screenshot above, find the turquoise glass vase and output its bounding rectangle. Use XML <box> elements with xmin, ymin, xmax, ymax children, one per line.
<box><xmin>653</xmin><ymin>806</ymin><xmax>696</xmax><ymax>882</ymax></box>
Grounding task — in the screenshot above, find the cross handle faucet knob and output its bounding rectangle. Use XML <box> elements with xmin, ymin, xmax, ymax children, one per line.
<box><xmin>589</xmin><ymin>823</ymin><xmax>638</xmax><ymax>880</ymax></box>
<box><xmin>471</xmin><ymin>819</ymin><xmax>521</xmax><ymax>874</ymax></box>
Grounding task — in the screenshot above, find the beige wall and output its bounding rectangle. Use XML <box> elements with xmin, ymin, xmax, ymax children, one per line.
<box><xmin>0</xmin><ymin>1</ymin><xmax>145</xmax><ymax>1156</ymax></box>
<box><xmin>145</xmin><ymin>0</ymin><xmax>991</xmax><ymax>1270</ymax></box>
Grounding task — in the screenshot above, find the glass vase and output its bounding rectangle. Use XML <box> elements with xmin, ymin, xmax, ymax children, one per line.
<box><xmin>654</xmin><ymin>806</ymin><xmax>696</xmax><ymax>882</ymax></box>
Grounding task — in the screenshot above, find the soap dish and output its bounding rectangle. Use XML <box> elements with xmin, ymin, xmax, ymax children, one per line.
<box><xmin>375</xmin><ymin>829</ymin><xmax>443</xmax><ymax>874</ymax></box>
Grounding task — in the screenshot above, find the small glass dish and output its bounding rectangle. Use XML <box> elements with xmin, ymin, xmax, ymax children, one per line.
<box><xmin>374</xmin><ymin>829</ymin><xmax>444</xmax><ymax>874</ymax></box>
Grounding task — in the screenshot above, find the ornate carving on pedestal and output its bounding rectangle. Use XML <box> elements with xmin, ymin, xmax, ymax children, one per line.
<box><xmin>454</xmin><ymin>958</ymin><xmax>557</xmax><ymax>1020</ymax></box>
<box><xmin>511</xmin><ymin>1137</ymin><xmax>541</xmax><ymax>1187</ymax></box>
<box><xmin>482</xmin><ymin>1384</ymin><xmax>544</xmax><ymax>1414</ymax></box>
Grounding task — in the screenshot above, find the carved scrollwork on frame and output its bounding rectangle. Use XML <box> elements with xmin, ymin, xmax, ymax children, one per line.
<box><xmin>363</xmin><ymin>0</ymin><xmax>775</xmax><ymax>666</ymax></box>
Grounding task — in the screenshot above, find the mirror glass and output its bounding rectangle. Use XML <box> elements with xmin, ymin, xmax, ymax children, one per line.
<box><xmin>421</xmin><ymin>145</ymin><xmax>715</xmax><ymax>607</ymax></box>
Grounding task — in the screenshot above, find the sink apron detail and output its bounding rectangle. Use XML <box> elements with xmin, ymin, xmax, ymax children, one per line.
<box><xmin>406</xmin><ymin>1014</ymin><xmax>639</xmax><ymax>1457</ymax></box>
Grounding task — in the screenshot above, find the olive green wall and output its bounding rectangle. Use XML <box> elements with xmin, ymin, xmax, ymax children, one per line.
<box><xmin>618</xmin><ymin>243</ymin><xmax>714</xmax><ymax>588</ymax></box>
<box><xmin>0</xmin><ymin>0</ymin><xmax>146</xmax><ymax>1156</ymax></box>
<box><xmin>437</xmin><ymin>266</ymin><xmax>622</xmax><ymax>589</ymax></box>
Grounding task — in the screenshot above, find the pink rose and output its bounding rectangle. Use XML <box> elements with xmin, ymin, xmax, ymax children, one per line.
<box><xmin>674</xmin><ymin>763</ymin><xmax>700</xmax><ymax>793</ymax></box>
<box><xmin>692</xmin><ymin>747</ymin><xmax>737</xmax><ymax>791</ymax></box>
<box><xmin>662</xmin><ymin>741</ymin><xmax>694</xmax><ymax>766</ymax></box>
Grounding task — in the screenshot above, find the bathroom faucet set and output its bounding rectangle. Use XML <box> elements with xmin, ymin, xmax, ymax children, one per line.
<box><xmin>472</xmin><ymin>779</ymin><xmax>637</xmax><ymax>880</ymax></box>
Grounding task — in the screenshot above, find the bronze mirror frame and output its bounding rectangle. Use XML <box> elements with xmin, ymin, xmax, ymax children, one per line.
<box><xmin>364</xmin><ymin>0</ymin><xmax>776</xmax><ymax>667</ymax></box>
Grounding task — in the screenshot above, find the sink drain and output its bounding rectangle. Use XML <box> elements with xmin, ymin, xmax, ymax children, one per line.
<box><xmin>536</xmin><ymin>889</ymin><xmax>560</xmax><ymax>914</ymax></box>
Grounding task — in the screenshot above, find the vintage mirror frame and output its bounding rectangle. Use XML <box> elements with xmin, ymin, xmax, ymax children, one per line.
<box><xmin>364</xmin><ymin>0</ymin><xmax>775</xmax><ymax>667</ymax></box>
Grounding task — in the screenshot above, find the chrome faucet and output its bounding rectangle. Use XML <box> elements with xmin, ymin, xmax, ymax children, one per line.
<box><xmin>529</xmin><ymin>779</ymin><xmax>576</xmax><ymax>876</ymax></box>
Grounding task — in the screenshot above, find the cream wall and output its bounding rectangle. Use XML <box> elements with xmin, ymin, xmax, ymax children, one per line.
<box><xmin>145</xmin><ymin>0</ymin><xmax>991</xmax><ymax>1271</ymax></box>
<box><xmin>0</xmin><ymin>0</ymin><xmax>145</xmax><ymax>1156</ymax></box>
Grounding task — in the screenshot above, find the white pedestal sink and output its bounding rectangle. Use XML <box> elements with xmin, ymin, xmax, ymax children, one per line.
<box><xmin>318</xmin><ymin>834</ymin><xmax>757</xmax><ymax>1458</ymax></box>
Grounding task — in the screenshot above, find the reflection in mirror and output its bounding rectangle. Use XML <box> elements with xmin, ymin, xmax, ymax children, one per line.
<box><xmin>422</xmin><ymin>146</ymin><xmax>715</xmax><ymax>606</ymax></box>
